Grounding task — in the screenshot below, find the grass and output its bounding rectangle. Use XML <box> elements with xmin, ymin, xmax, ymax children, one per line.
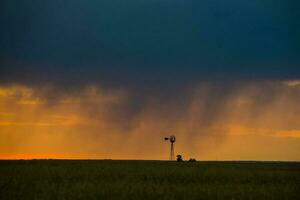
<box><xmin>0</xmin><ymin>160</ymin><xmax>299</xmax><ymax>199</ymax></box>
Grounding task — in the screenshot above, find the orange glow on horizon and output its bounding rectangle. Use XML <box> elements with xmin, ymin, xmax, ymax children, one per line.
<box><xmin>1</xmin><ymin>83</ymin><xmax>300</xmax><ymax>161</ymax></box>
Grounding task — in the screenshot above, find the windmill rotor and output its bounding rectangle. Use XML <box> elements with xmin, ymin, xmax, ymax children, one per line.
<box><xmin>170</xmin><ymin>135</ymin><xmax>176</xmax><ymax>143</ymax></box>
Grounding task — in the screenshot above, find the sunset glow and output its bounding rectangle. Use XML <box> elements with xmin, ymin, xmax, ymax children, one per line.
<box><xmin>1</xmin><ymin>82</ymin><xmax>299</xmax><ymax>160</ymax></box>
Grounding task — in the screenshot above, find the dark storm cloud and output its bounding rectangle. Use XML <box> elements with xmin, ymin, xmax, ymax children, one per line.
<box><xmin>1</xmin><ymin>0</ymin><xmax>299</xmax><ymax>87</ymax></box>
<box><xmin>1</xmin><ymin>4</ymin><xmax>300</xmax><ymax>159</ymax></box>
<box><xmin>0</xmin><ymin>0</ymin><xmax>300</xmax><ymax>130</ymax></box>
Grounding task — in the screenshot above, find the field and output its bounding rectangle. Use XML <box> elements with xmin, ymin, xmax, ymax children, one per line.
<box><xmin>0</xmin><ymin>160</ymin><xmax>299</xmax><ymax>200</ymax></box>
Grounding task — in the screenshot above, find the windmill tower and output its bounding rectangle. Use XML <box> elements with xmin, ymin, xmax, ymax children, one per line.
<box><xmin>164</xmin><ymin>135</ymin><xmax>176</xmax><ymax>160</ymax></box>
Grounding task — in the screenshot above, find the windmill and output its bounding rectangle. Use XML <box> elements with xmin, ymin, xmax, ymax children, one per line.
<box><xmin>164</xmin><ymin>135</ymin><xmax>176</xmax><ymax>160</ymax></box>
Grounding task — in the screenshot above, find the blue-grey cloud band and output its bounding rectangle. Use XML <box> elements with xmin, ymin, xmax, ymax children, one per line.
<box><xmin>0</xmin><ymin>0</ymin><xmax>299</xmax><ymax>136</ymax></box>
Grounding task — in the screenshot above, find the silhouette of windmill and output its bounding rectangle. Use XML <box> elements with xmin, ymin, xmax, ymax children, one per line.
<box><xmin>164</xmin><ymin>135</ymin><xmax>176</xmax><ymax>160</ymax></box>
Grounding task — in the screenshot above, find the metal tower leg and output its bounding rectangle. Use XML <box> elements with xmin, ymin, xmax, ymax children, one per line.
<box><xmin>170</xmin><ymin>143</ymin><xmax>174</xmax><ymax>161</ymax></box>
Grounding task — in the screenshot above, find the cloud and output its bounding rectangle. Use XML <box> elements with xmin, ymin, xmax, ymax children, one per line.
<box><xmin>1</xmin><ymin>0</ymin><xmax>300</xmax><ymax>159</ymax></box>
<box><xmin>1</xmin><ymin>81</ymin><xmax>300</xmax><ymax>160</ymax></box>
<box><xmin>1</xmin><ymin>0</ymin><xmax>300</xmax><ymax>88</ymax></box>
<box><xmin>283</xmin><ymin>80</ymin><xmax>300</xmax><ymax>87</ymax></box>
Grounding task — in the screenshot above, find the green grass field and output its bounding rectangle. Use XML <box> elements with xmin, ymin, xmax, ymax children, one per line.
<box><xmin>0</xmin><ymin>160</ymin><xmax>299</xmax><ymax>200</ymax></box>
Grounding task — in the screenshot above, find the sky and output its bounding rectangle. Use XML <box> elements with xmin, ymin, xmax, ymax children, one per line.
<box><xmin>0</xmin><ymin>0</ymin><xmax>300</xmax><ymax>160</ymax></box>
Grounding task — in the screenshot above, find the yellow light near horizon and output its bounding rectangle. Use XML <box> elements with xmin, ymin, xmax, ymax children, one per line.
<box><xmin>0</xmin><ymin>83</ymin><xmax>300</xmax><ymax>160</ymax></box>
